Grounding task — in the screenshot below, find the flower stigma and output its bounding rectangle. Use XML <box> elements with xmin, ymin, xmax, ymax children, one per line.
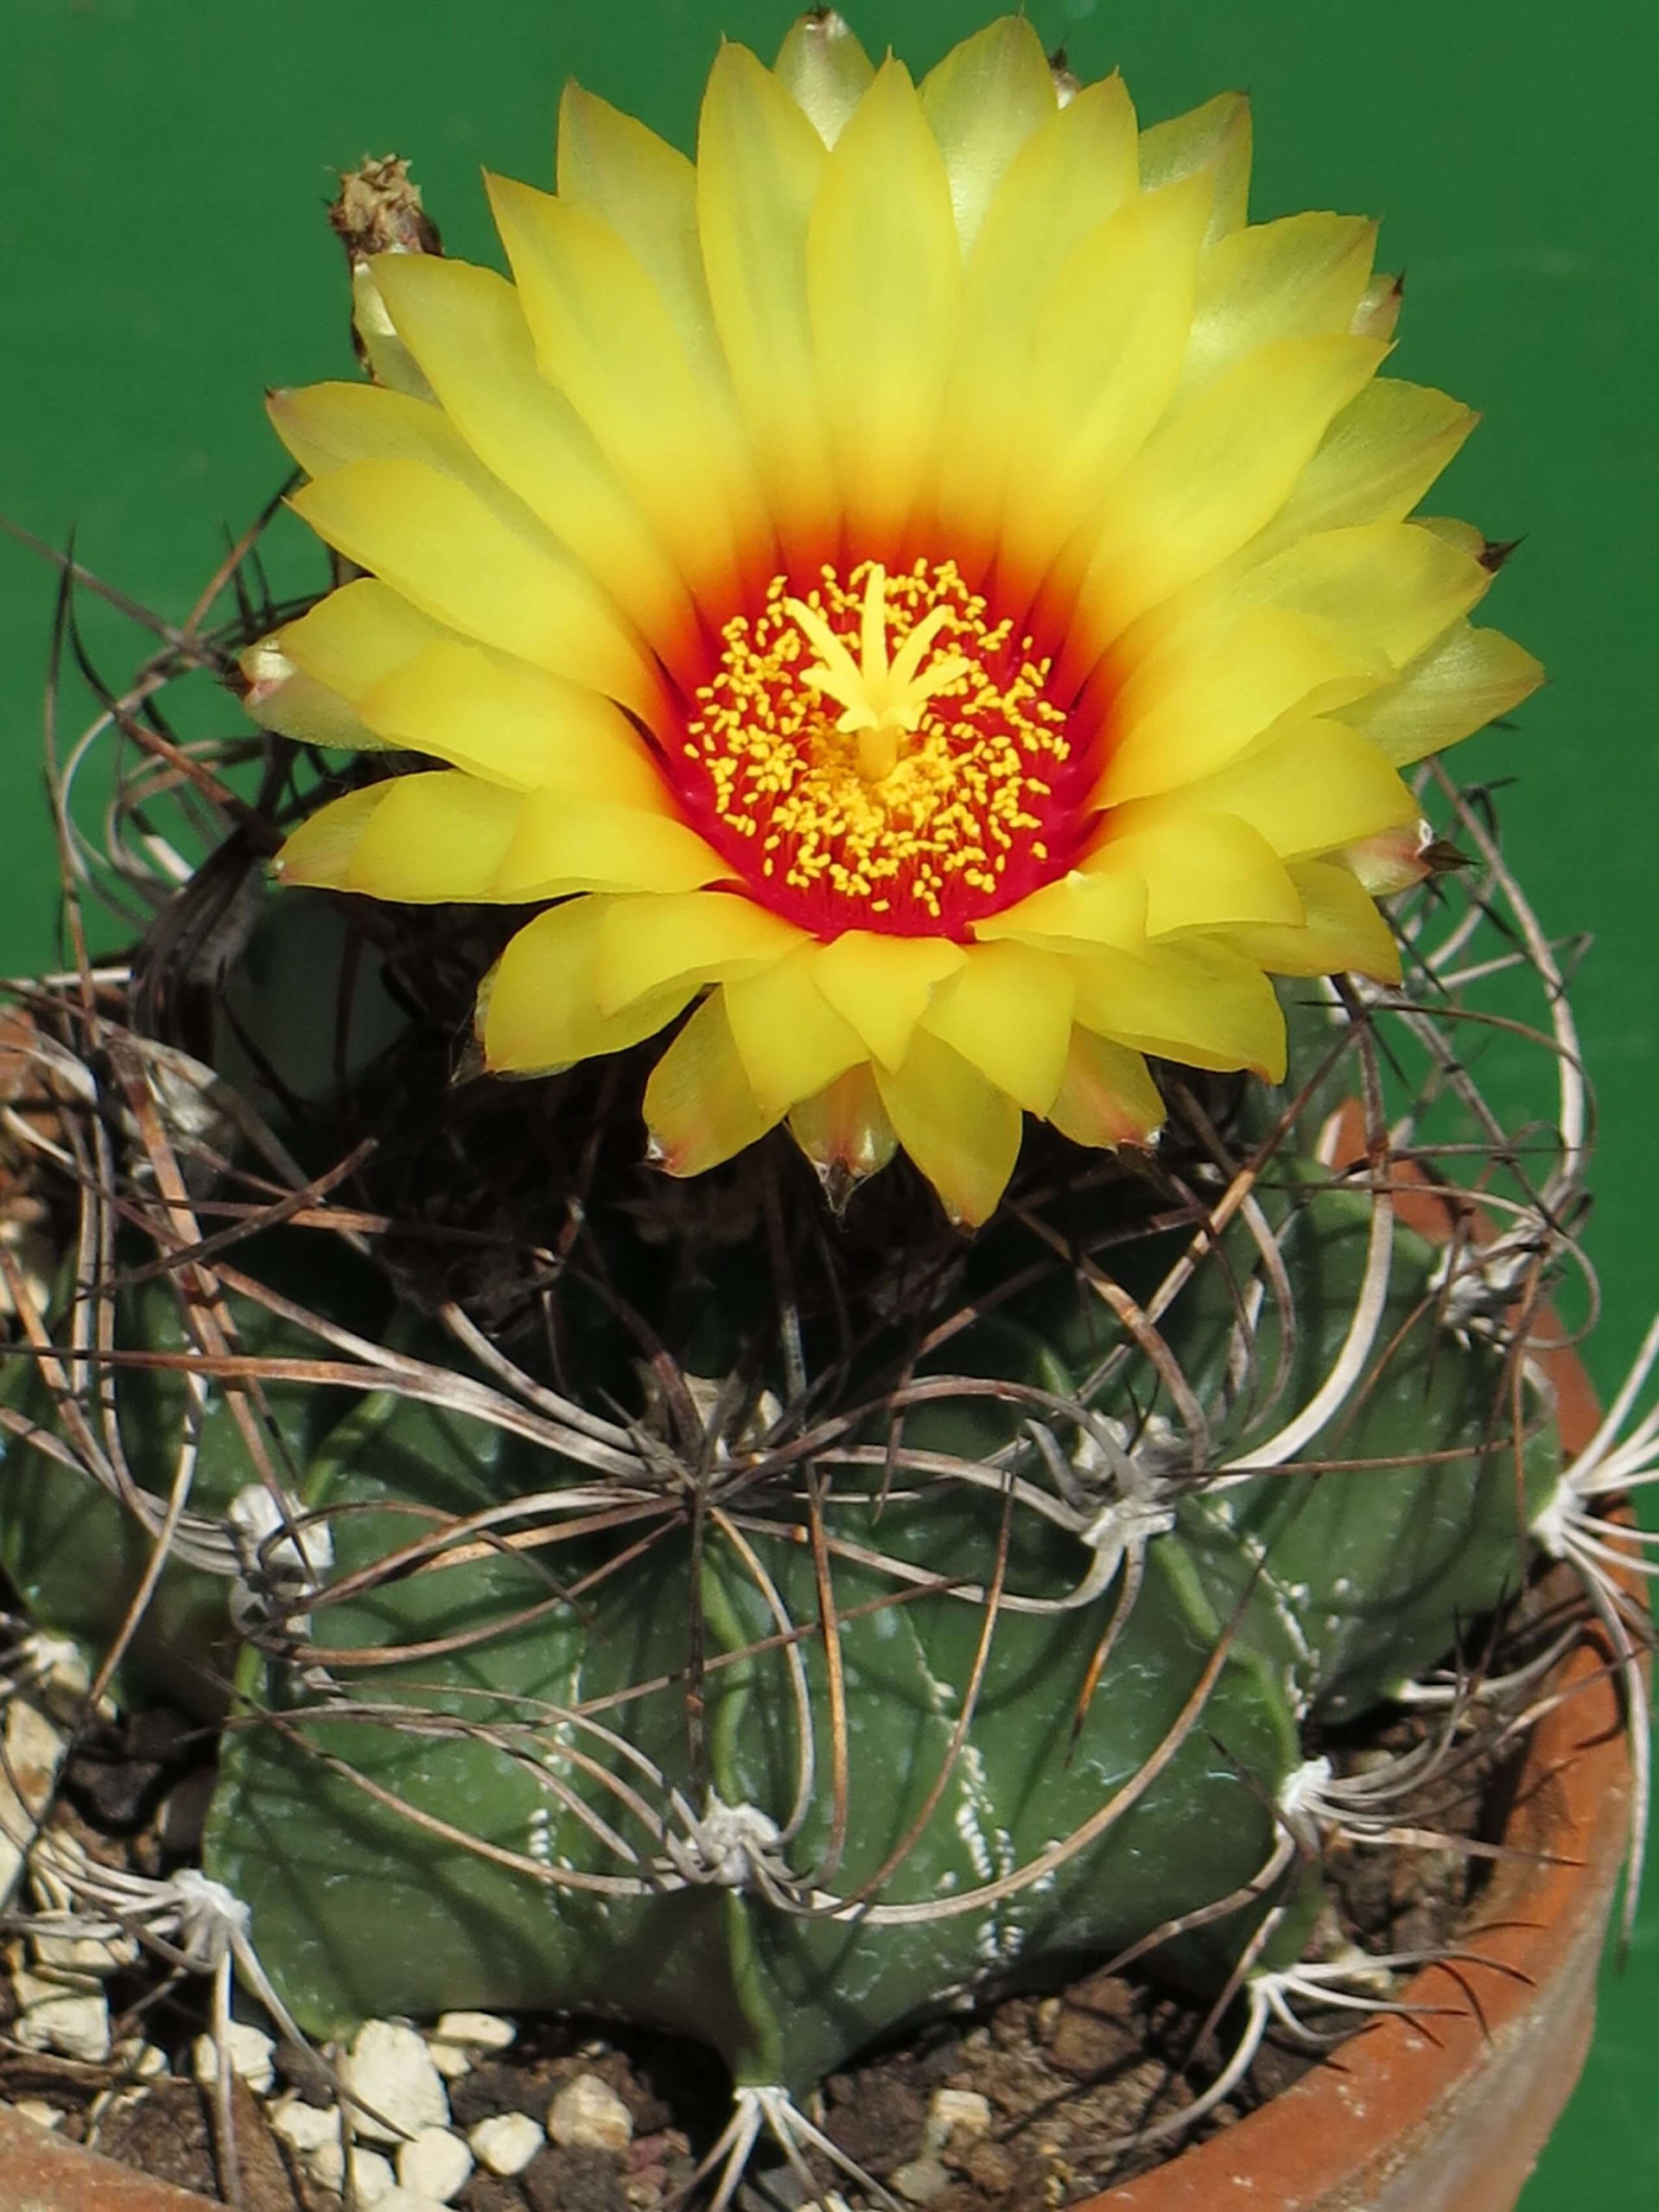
<box><xmin>677</xmin><ymin>558</ymin><xmax>1096</xmax><ymax>938</ymax></box>
<box><xmin>785</xmin><ymin>563</ymin><xmax>974</xmax><ymax>784</ymax></box>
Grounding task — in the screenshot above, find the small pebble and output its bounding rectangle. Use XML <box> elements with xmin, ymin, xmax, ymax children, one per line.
<box><xmin>192</xmin><ymin>2021</ymin><xmax>276</xmax><ymax>2094</ymax></box>
<box><xmin>18</xmin><ymin>1632</ymin><xmax>92</xmax><ymax>1712</ymax></box>
<box><xmin>30</xmin><ymin>1928</ymin><xmax>141</xmax><ymax>1977</ymax></box>
<box><xmin>0</xmin><ymin>1700</ymin><xmax>67</xmax><ymax>1906</ymax></box>
<box><xmin>397</xmin><ymin>2122</ymin><xmax>474</xmax><ymax>2203</ymax></box>
<box><xmin>547</xmin><ymin>2071</ymin><xmax>633</xmax><ymax>2154</ymax></box>
<box><xmin>925</xmin><ymin>2087</ymin><xmax>993</xmax><ymax>2149</ymax></box>
<box><xmin>11</xmin><ymin>2098</ymin><xmax>65</xmax><ymax>2130</ymax></box>
<box><xmin>344</xmin><ymin>2018</ymin><xmax>451</xmax><ymax>2144</ymax></box>
<box><xmin>425</xmin><ymin>2009</ymin><xmax>516</xmax><ymax>2079</ymax></box>
<box><xmin>308</xmin><ymin>2141</ymin><xmax>397</xmax><ymax>2205</ymax></box>
<box><xmin>10</xmin><ymin>1968</ymin><xmax>111</xmax><ymax>2063</ymax></box>
<box><xmin>270</xmin><ymin>2095</ymin><xmax>341</xmax><ymax>2156</ymax></box>
<box><xmin>372</xmin><ymin>2194</ymin><xmax>452</xmax><ymax>2212</ymax></box>
<box><xmin>892</xmin><ymin>2160</ymin><xmax>950</xmax><ymax>2206</ymax></box>
<box><xmin>470</xmin><ymin>2110</ymin><xmax>545</xmax><ymax>2177</ymax></box>
<box><xmin>111</xmin><ymin>2037</ymin><xmax>170</xmax><ymax>2081</ymax></box>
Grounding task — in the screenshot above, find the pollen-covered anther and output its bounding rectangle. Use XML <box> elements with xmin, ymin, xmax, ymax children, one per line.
<box><xmin>677</xmin><ymin>557</ymin><xmax>1077</xmax><ymax>938</ymax></box>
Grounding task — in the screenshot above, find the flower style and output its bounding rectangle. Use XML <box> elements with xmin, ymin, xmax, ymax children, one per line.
<box><xmin>244</xmin><ymin>12</ymin><xmax>1541</xmax><ymax>1224</ymax></box>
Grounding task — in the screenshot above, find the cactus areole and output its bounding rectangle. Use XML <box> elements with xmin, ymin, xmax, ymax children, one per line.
<box><xmin>8</xmin><ymin>9</ymin><xmax>1630</xmax><ymax>2194</ymax></box>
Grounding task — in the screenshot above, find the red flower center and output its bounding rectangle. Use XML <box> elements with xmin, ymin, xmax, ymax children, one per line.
<box><xmin>662</xmin><ymin>558</ymin><xmax>1105</xmax><ymax>939</ymax></box>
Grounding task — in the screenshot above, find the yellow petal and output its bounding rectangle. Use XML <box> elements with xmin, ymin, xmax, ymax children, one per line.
<box><xmin>1243</xmin><ymin>379</ymin><xmax>1477</xmax><ymax>558</ymax></box>
<box><xmin>278</xmin><ymin>772</ymin><xmax>525</xmax><ymax>900</ymax></box>
<box><xmin>787</xmin><ymin>1064</ymin><xmax>899</xmax><ymax>1190</ymax></box>
<box><xmin>271</xmin><ymin>381</ymin><xmax>608</xmax><ymax>604</ymax></box>
<box><xmin>723</xmin><ymin>946</ymin><xmax>867</xmax><ymax>1116</ymax></box>
<box><xmin>492</xmin><ymin>794</ymin><xmax>729</xmax><ymax>899</ymax></box>
<box><xmin>350</xmin><ymin>263</ymin><xmax>435</xmax><ymax>400</ymax></box>
<box><xmin>873</xmin><ymin>1029</ymin><xmax>1024</xmax><ymax>1228</ymax></box>
<box><xmin>480</xmin><ymin>896</ymin><xmax>693</xmax><ymax>1075</ymax></box>
<box><xmin>920</xmin><ymin>941</ymin><xmax>1074</xmax><ymax>1115</ymax></box>
<box><xmin>262</xmin><ymin>578</ymin><xmax>456</xmax><ymax>703</ymax></box>
<box><xmin>1066</xmin><ymin>335</ymin><xmax>1389</xmax><ymax>664</ymax></box>
<box><xmin>275</xmin><ymin>783</ymin><xmax>392</xmax><ymax>888</ymax></box>
<box><xmin>556</xmin><ymin>82</ymin><xmax>723</xmax><ymax>384</ymax></box>
<box><xmin>353</xmin><ymin>640</ymin><xmax>668</xmax><ymax>803</ymax></box>
<box><xmin>1223</xmin><ymin>860</ymin><xmax>1401</xmax><ymax>983</ymax></box>
<box><xmin>289</xmin><ymin>461</ymin><xmax>665</xmax><ymax>725</ymax></box>
<box><xmin>593</xmin><ymin>892</ymin><xmax>805</xmax><ymax>1016</ymax></box>
<box><xmin>977</xmin><ymin>865</ymin><xmax>1147</xmax><ymax>951</ymax></box>
<box><xmin>1102</xmin><ymin>600</ymin><xmax>1388</xmax><ymax>803</ymax></box>
<box><xmin>239</xmin><ymin>638</ymin><xmax>388</xmax><ymax>750</ymax></box>
<box><xmin>488</xmin><ymin>174</ymin><xmax>772</xmax><ymax>612</ymax></box>
<box><xmin>1048</xmin><ymin>1031</ymin><xmax>1166</xmax><ymax>1150</ymax></box>
<box><xmin>644</xmin><ymin>993</ymin><xmax>780</xmax><ymax>1175</ymax></box>
<box><xmin>810</xmin><ymin>933</ymin><xmax>965</xmax><ymax>1069</ymax></box>
<box><xmin>807</xmin><ymin>59</ymin><xmax>962</xmax><ymax>545</ymax></box>
<box><xmin>918</xmin><ymin>16</ymin><xmax>1058</xmax><ymax>251</ymax></box>
<box><xmin>371</xmin><ymin>254</ymin><xmax>698</xmax><ymax>666</ymax></box>
<box><xmin>268</xmin><ymin>381</ymin><xmax>481</xmax><ymax>486</ymax></box>
<box><xmin>932</xmin><ymin>73</ymin><xmax>1139</xmax><ymax>554</ymax></box>
<box><xmin>994</xmin><ymin>174</ymin><xmax>1211</xmax><ymax>593</ymax></box>
<box><xmin>1101</xmin><ymin>812</ymin><xmax>1305</xmax><ymax>936</ymax></box>
<box><xmin>1072</xmin><ymin>940</ymin><xmax>1287</xmax><ymax>1079</ymax></box>
<box><xmin>1180</xmin><ymin>213</ymin><xmax>1377</xmax><ymax>394</ymax></box>
<box><xmin>1339</xmin><ymin>820</ymin><xmax>1436</xmax><ymax>896</ymax></box>
<box><xmin>697</xmin><ymin>42</ymin><xmax>838</xmax><ymax>557</ymax></box>
<box><xmin>1229</xmin><ymin>519</ymin><xmax>1491</xmax><ymax>674</ymax></box>
<box><xmin>1121</xmin><ymin>719</ymin><xmax>1415</xmax><ymax>862</ymax></box>
<box><xmin>1414</xmin><ymin>515</ymin><xmax>1488</xmax><ymax>562</ymax></box>
<box><xmin>1348</xmin><ymin>620</ymin><xmax>1545</xmax><ymax>766</ymax></box>
<box><xmin>774</xmin><ymin>8</ymin><xmax>875</xmax><ymax>146</ymax></box>
<box><xmin>1137</xmin><ymin>91</ymin><xmax>1252</xmax><ymax>238</ymax></box>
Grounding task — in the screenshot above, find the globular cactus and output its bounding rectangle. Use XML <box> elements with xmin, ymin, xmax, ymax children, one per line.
<box><xmin>0</xmin><ymin>847</ymin><xmax>1573</xmax><ymax>2132</ymax></box>
<box><xmin>189</xmin><ymin>1158</ymin><xmax>1555</xmax><ymax>2104</ymax></box>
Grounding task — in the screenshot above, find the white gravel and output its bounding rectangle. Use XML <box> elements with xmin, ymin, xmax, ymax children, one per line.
<box><xmin>191</xmin><ymin>2022</ymin><xmax>276</xmax><ymax>2094</ymax></box>
<box><xmin>468</xmin><ymin>2109</ymin><xmax>544</xmax><ymax>2176</ymax></box>
<box><xmin>547</xmin><ymin>2070</ymin><xmax>633</xmax><ymax>2153</ymax></box>
<box><xmin>10</xmin><ymin>1967</ymin><xmax>111</xmax><ymax>2063</ymax></box>
<box><xmin>925</xmin><ymin>2086</ymin><xmax>993</xmax><ymax>2147</ymax></box>
<box><xmin>397</xmin><ymin>2122</ymin><xmax>474</xmax><ymax>2203</ymax></box>
<box><xmin>308</xmin><ymin>2141</ymin><xmax>397</xmax><ymax>2204</ymax></box>
<box><xmin>342</xmin><ymin>2018</ymin><xmax>451</xmax><ymax>2144</ymax></box>
<box><xmin>425</xmin><ymin>2008</ymin><xmax>516</xmax><ymax>2078</ymax></box>
<box><xmin>0</xmin><ymin>1700</ymin><xmax>67</xmax><ymax>1907</ymax></box>
<box><xmin>269</xmin><ymin>2094</ymin><xmax>341</xmax><ymax>2156</ymax></box>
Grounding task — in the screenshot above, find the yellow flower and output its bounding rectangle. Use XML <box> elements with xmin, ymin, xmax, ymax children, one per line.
<box><xmin>245</xmin><ymin>12</ymin><xmax>1541</xmax><ymax>1225</ymax></box>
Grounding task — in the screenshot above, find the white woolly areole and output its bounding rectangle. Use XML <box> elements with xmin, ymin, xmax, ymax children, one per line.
<box><xmin>1278</xmin><ymin>1756</ymin><xmax>1335</xmax><ymax>1821</ymax></box>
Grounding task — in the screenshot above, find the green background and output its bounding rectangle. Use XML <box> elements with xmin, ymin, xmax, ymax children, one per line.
<box><xmin>1</xmin><ymin>1</ymin><xmax>1653</xmax><ymax>2200</ymax></box>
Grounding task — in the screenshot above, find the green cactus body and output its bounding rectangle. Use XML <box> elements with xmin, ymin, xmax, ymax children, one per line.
<box><xmin>203</xmin><ymin>1379</ymin><xmax>1300</xmax><ymax>2093</ymax></box>
<box><xmin>0</xmin><ymin>1245</ymin><xmax>384</xmax><ymax>1717</ymax></box>
<box><xmin>189</xmin><ymin>1154</ymin><xmax>1556</xmax><ymax>2094</ymax></box>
